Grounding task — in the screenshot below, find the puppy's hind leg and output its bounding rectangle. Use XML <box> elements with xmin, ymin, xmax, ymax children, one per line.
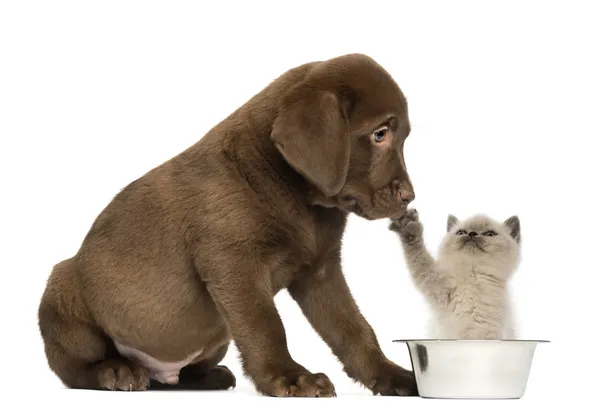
<box><xmin>38</xmin><ymin>259</ymin><xmax>150</xmax><ymax>391</ymax></box>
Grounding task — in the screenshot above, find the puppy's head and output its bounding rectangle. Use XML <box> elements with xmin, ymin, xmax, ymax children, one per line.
<box><xmin>271</xmin><ymin>53</ymin><xmax>414</xmax><ymax>220</ymax></box>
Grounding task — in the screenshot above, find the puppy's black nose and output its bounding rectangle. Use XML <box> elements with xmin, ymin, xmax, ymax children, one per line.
<box><xmin>468</xmin><ymin>231</ymin><xmax>478</xmax><ymax>237</ymax></box>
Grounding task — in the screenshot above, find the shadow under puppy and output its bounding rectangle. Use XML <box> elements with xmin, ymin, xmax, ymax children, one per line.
<box><xmin>389</xmin><ymin>209</ymin><xmax>521</xmax><ymax>340</ymax></box>
<box><xmin>38</xmin><ymin>53</ymin><xmax>418</xmax><ymax>397</ymax></box>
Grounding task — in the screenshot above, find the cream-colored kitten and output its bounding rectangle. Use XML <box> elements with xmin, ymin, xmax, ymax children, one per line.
<box><xmin>389</xmin><ymin>209</ymin><xmax>522</xmax><ymax>340</ymax></box>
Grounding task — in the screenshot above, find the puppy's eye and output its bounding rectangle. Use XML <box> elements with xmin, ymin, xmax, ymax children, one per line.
<box><xmin>483</xmin><ymin>231</ymin><xmax>497</xmax><ymax>236</ymax></box>
<box><xmin>456</xmin><ymin>230</ymin><xmax>467</xmax><ymax>235</ymax></box>
<box><xmin>371</xmin><ymin>126</ymin><xmax>388</xmax><ymax>143</ymax></box>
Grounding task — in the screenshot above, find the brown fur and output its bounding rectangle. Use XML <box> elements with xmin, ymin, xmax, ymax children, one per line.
<box><xmin>38</xmin><ymin>53</ymin><xmax>417</xmax><ymax>397</ymax></box>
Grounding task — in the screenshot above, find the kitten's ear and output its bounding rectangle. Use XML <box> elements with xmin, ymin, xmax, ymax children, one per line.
<box><xmin>504</xmin><ymin>215</ymin><xmax>521</xmax><ymax>243</ymax></box>
<box><xmin>447</xmin><ymin>214</ymin><xmax>458</xmax><ymax>232</ymax></box>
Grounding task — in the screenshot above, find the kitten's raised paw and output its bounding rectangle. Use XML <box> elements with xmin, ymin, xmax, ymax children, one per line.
<box><xmin>404</xmin><ymin>208</ymin><xmax>419</xmax><ymax>222</ymax></box>
<box><xmin>389</xmin><ymin>208</ymin><xmax>423</xmax><ymax>243</ymax></box>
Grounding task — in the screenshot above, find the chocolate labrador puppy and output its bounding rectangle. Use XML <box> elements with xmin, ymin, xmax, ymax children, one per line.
<box><xmin>38</xmin><ymin>53</ymin><xmax>417</xmax><ymax>397</ymax></box>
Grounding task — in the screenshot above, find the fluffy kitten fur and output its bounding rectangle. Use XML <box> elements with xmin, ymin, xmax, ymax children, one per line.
<box><xmin>389</xmin><ymin>209</ymin><xmax>522</xmax><ymax>340</ymax></box>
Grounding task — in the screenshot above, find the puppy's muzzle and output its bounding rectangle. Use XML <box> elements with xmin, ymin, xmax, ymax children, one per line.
<box><xmin>364</xmin><ymin>178</ymin><xmax>414</xmax><ymax>219</ymax></box>
<box><xmin>392</xmin><ymin>179</ymin><xmax>415</xmax><ymax>203</ymax></box>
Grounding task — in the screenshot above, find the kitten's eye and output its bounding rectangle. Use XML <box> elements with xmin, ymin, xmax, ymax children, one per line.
<box><xmin>371</xmin><ymin>126</ymin><xmax>389</xmax><ymax>143</ymax></box>
<box><xmin>456</xmin><ymin>230</ymin><xmax>467</xmax><ymax>235</ymax></box>
<box><xmin>483</xmin><ymin>231</ymin><xmax>497</xmax><ymax>236</ymax></box>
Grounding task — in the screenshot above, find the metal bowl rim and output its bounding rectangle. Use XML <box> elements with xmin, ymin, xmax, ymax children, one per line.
<box><xmin>392</xmin><ymin>339</ymin><xmax>551</xmax><ymax>343</ymax></box>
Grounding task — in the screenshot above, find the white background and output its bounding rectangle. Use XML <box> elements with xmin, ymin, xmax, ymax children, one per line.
<box><xmin>1</xmin><ymin>1</ymin><xmax>598</xmax><ymax>410</ymax></box>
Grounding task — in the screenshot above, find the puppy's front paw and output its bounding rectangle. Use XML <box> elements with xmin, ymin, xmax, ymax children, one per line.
<box><xmin>370</xmin><ymin>362</ymin><xmax>418</xmax><ymax>396</ymax></box>
<box><xmin>389</xmin><ymin>208</ymin><xmax>423</xmax><ymax>243</ymax></box>
<box><xmin>256</xmin><ymin>371</ymin><xmax>336</xmax><ymax>397</ymax></box>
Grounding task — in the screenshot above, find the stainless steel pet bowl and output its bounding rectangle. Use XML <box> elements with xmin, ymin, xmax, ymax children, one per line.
<box><xmin>393</xmin><ymin>339</ymin><xmax>549</xmax><ymax>399</ymax></box>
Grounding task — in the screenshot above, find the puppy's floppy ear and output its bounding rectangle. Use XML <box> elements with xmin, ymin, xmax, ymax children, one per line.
<box><xmin>447</xmin><ymin>214</ymin><xmax>458</xmax><ymax>232</ymax></box>
<box><xmin>271</xmin><ymin>86</ymin><xmax>350</xmax><ymax>197</ymax></box>
<box><xmin>504</xmin><ymin>215</ymin><xmax>521</xmax><ymax>243</ymax></box>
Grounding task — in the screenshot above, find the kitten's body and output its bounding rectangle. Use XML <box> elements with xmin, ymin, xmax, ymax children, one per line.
<box><xmin>427</xmin><ymin>253</ymin><xmax>516</xmax><ymax>339</ymax></box>
<box><xmin>390</xmin><ymin>210</ymin><xmax>521</xmax><ymax>340</ymax></box>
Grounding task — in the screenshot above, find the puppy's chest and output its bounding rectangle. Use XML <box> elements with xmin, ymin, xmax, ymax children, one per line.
<box><xmin>270</xmin><ymin>211</ymin><xmax>345</xmax><ymax>291</ymax></box>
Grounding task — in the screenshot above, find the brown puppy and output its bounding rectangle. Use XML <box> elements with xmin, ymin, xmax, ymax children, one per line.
<box><xmin>38</xmin><ymin>53</ymin><xmax>417</xmax><ymax>397</ymax></box>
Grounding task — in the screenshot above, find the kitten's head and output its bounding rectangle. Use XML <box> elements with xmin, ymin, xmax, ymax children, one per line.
<box><xmin>439</xmin><ymin>213</ymin><xmax>522</xmax><ymax>273</ymax></box>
